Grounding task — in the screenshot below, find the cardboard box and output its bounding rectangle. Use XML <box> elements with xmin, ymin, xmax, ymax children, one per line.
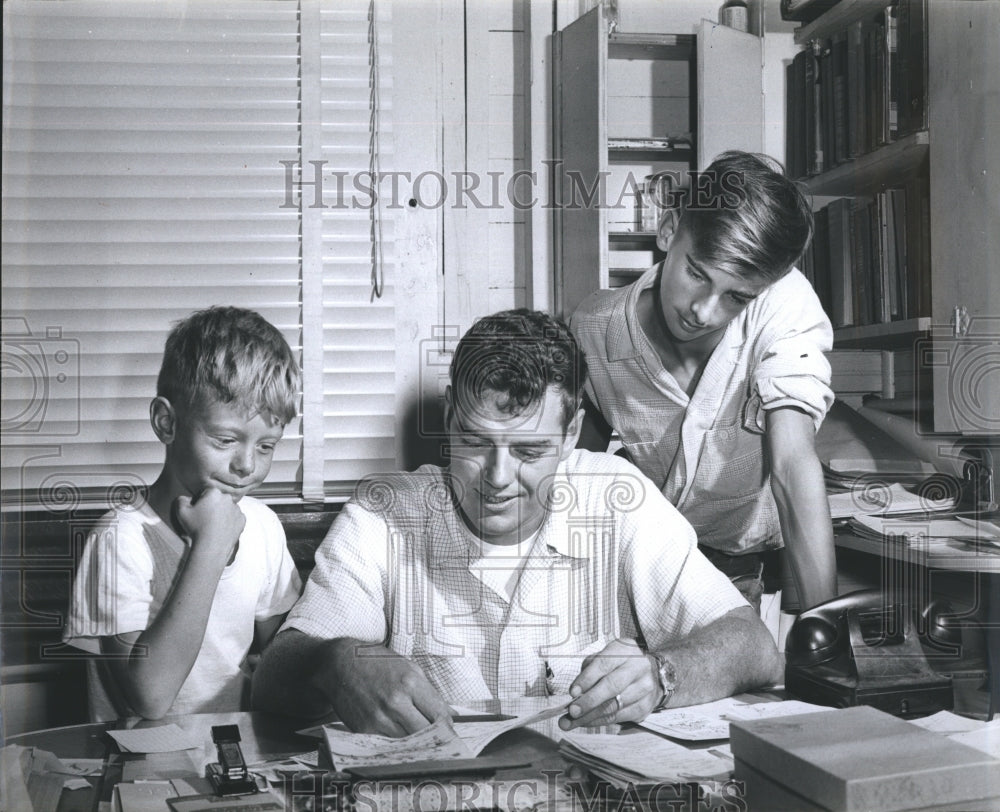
<box><xmin>730</xmin><ymin>706</ymin><xmax>1000</xmax><ymax>812</ymax></box>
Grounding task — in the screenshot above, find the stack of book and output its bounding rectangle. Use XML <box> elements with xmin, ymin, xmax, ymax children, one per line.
<box><xmin>801</xmin><ymin>179</ymin><xmax>930</xmax><ymax>328</ymax></box>
<box><xmin>785</xmin><ymin>0</ymin><xmax>927</xmax><ymax>180</ymax></box>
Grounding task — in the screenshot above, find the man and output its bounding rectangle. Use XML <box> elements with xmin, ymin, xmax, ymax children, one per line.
<box><xmin>253</xmin><ymin>309</ymin><xmax>782</xmax><ymax>736</ymax></box>
<box><xmin>571</xmin><ymin>151</ymin><xmax>837</xmax><ymax>623</ymax></box>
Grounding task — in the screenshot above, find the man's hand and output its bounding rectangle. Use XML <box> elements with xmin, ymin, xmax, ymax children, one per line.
<box><xmin>558</xmin><ymin>638</ymin><xmax>661</xmax><ymax>730</ymax></box>
<box><xmin>322</xmin><ymin>639</ymin><xmax>452</xmax><ymax>737</ymax></box>
<box><xmin>173</xmin><ymin>487</ymin><xmax>245</xmax><ymax>567</ymax></box>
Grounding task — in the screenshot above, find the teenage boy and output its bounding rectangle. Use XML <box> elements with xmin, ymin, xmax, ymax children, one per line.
<box><xmin>571</xmin><ymin>151</ymin><xmax>836</xmax><ymax>619</ymax></box>
<box><xmin>254</xmin><ymin>309</ymin><xmax>781</xmax><ymax>736</ymax></box>
<box><xmin>64</xmin><ymin>306</ymin><xmax>303</xmax><ymax>720</ymax></box>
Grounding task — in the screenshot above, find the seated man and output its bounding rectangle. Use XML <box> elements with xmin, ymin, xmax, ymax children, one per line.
<box><xmin>253</xmin><ymin>309</ymin><xmax>782</xmax><ymax>736</ymax></box>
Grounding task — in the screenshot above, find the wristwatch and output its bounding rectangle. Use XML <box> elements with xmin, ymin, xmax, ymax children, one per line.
<box><xmin>649</xmin><ymin>651</ymin><xmax>677</xmax><ymax>711</ymax></box>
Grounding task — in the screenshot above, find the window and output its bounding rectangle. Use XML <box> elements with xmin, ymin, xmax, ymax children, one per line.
<box><xmin>1</xmin><ymin>0</ymin><xmax>394</xmax><ymax>508</ymax></box>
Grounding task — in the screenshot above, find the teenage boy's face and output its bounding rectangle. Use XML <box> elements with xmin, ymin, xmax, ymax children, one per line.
<box><xmin>446</xmin><ymin>385</ymin><xmax>579</xmax><ymax>546</ymax></box>
<box><xmin>657</xmin><ymin>228</ymin><xmax>769</xmax><ymax>344</ymax></box>
<box><xmin>166</xmin><ymin>397</ymin><xmax>284</xmax><ymax>501</ymax></box>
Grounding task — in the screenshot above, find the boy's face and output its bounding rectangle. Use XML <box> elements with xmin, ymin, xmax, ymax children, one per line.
<box><xmin>657</xmin><ymin>227</ymin><xmax>770</xmax><ymax>344</ymax></box>
<box><xmin>163</xmin><ymin>397</ymin><xmax>284</xmax><ymax>501</ymax></box>
<box><xmin>446</xmin><ymin>385</ymin><xmax>580</xmax><ymax>546</ymax></box>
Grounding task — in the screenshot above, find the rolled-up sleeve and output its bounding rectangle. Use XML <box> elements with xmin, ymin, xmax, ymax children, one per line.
<box><xmin>742</xmin><ymin>270</ymin><xmax>834</xmax><ymax>434</ymax></box>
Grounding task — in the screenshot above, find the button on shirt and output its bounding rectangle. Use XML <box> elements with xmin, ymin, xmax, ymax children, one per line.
<box><xmin>571</xmin><ymin>265</ymin><xmax>834</xmax><ymax>555</ymax></box>
<box><xmin>283</xmin><ymin>450</ymin><xmax>747</xmax><ymax>703</ymax></box>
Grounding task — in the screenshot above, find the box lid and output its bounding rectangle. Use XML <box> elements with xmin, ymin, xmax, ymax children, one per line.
<box><xmin>729</xmin><ymin>706</ymin><xmax>1000</xmax><ymax>812</ymax></box>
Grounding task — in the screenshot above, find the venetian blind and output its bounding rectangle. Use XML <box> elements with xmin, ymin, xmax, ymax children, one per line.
<box><xmin>1</xmin><ymin>0</ymin><xmax>394</xmax><ymax>507</ymax></box>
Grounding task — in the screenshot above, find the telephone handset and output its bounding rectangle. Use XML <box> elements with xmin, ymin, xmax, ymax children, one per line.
<box><xmin>786</xmin><ymin>589</ymin><xmax>901</xmax><ymax>668</ymax></box>
<box><xmin>785</xmin><ymin>589</ymin><xmax>954</xmax><ymax>718</ymax></box>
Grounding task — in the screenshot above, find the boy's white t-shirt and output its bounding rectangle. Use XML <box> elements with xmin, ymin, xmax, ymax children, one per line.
<box><xmin>63</xmin><ymin>495</ymin><xmax>302</xmax><ymax>720</ymax></box>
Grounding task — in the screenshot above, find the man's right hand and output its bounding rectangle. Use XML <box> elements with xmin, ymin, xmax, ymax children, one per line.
<box><xmin>321</xmin><ymin>639</ymin><xmax>451</xmax><ymax>737</ymax></box>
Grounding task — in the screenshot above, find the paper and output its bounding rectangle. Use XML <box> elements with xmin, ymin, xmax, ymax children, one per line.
<box><xmin>108</xmin><ymin>725</ymin><xmax>201</xmax><ymax>754</ymax></box>
<box><xmin>638</xmin><ymin>697</ymin><xmax>749</xmax><ymax>741</ymax></box>
<box><xmin>948</xmin><ymin>720</ymin><xmax>1000</xmax><ymax>758</ymax></box>
<box><xmin>321</xmin><ymin>697</ymin><xmax>571</xmax><ymax>771</ymax></box>
<box><xmin>560</xmin><ymin>730</ymin><xmax>731</xmax><ymax>788</ymax></box>
<box><xmin>51</xmin><ymin>757</ymin><xmax>106</xmax><ymax>776</ymax></box>
<box><xmin>850</xmin><ymin>514</ymin><xmax>1000</xmax><ymax>544</ymax></box>
<box><xmin>323</xmin><ymin>717</ymin><xmax>471</xmax><ymax>771</ymax></box>
<box><xmin>907</xmin><ymin>710</ymin><xmax>986</xmax><ymax>736</ymax></box>
<box><xmin>720</xmin><ymin>700</ymin><xmax>835</xmax><ymax>722</ymax></box>
<box><xmin>828</xmin><ymin>482</ymin><xmax>955</xmax><ymax>520</ymax></box>
<box><xmin>454</xmin><ymin>697</ymin><xmax>571</xmax><ymax>756</ymax></box>
<box><xmin>115</xmin><ymin>780</ymin><xmax>177</xmax><ymax>811</ymax></box>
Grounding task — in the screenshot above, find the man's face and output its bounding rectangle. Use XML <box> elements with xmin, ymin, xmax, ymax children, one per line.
<box><xmin>446</xmin><ymin>385</ymin><xmax>579</xmax><ymax>546</ymax></box>
<box><xmin>656</xmin><ymin>227</ymin><xmax>770</xmax><ymax>344</ymax></box>
<box><xmin>165</xmin><ymin>397</ymin><xmax>284</xmax><ymax>501</ymax></box>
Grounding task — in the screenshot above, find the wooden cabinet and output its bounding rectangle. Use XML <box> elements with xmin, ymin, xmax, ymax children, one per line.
<box><xmin>553</xmin><ymin>4</ymin><xmax>764</xmax><ymax>318</ymax></box>
<box><xmin>791</xmin><ymin>0</ymin><xmax>999</xmax><ymax>435</ymax></box>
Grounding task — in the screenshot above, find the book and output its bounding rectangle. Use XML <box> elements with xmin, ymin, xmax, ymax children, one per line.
<box><xmin>319</xmin><ymin>698</ymin><xmax>570</xmax><ymax>772</ymax></box>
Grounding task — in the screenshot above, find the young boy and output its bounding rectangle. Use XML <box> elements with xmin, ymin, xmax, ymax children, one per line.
<box><xmin>63</xmin><ymin>306</ymin><xmax>303</xmax><ymax>720</ymax></box>
<box><xmin>571</xmin><ymin>151</ymin><xmax>836</xmax><ymax>628</ymax></box>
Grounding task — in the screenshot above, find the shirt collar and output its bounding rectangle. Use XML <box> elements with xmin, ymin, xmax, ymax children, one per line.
<box><xmin>607</xmin><ymin>263</ymin><xmax>661</xmax><ymax>362</ymax></box>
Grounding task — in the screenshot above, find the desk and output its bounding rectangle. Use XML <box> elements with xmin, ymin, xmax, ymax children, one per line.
<box><xmin>7</xmin><ymin>701</ymin><xmax>739</xmax><ymax>812</ymax></box>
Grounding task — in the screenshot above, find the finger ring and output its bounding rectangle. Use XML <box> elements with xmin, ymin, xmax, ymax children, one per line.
<box><xmin>613</xmin><ymin>693</ymin><xmax>622</xmax><ymax>713</ymax></box>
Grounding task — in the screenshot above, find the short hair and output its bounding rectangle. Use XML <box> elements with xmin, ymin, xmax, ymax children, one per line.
<box><xmin>157</xmin><ymin>306</ymin><xmax>300</xmax><ymax>426</ymax></box>
<box><xmin>448</xmin><ymin>309</ymin><xmax>586</xmax><ymax>432</ymax></box>
<box><xmin>677</xmin><ymin>151</ymin><xmax>813</xmax><ymax>283</ymax></box>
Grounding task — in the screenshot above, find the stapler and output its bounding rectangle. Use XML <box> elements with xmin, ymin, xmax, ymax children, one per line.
<box><xmin>206</xmin><ymin>724</ymin><xmax>259</xmax><ymax>796</ymax></box>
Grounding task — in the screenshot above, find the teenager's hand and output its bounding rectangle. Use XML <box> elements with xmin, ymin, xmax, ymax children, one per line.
<box><xmin>173</xmin><ymin>486</ymin><xmax>245</xmax><ymax>566</ymax></box>
<box><xmin>558</xmin><ymin>638</ymin><xmax>661</xmax><ymax>730</ymax></box>
<box><xmin>321</xmin><ymin>639</ymin><xmax>451</xmax><ymax>737</ymax></box>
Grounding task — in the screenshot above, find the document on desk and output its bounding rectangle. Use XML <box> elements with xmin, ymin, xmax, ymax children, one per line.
<box><xmin>321</xmin><ymin>697</ymin><xmax>571</xmax><ymax>771</ymax></box>
<box><xmin>560</xmin><ymin>730</ymin><xmax>731</xmax><ymax>789</ymax></box>
<box><xmin>827</xmin><ymin>482</ymin><xmax>956</xmax><ymax>520</ymax></box>
<box><xmin>107</xmin><ymin>724</ymin><xmax>200</xmax><ymax>753</ymax></box>
<box><xmin>850</xmin><ymin>514</ymin><xmax>1000</xmax><ymax>546</ymax></box>
<box><xmin>639</xmin><ymin>698</ymin><xmax>833</xmax><ymax>741</ymax></box>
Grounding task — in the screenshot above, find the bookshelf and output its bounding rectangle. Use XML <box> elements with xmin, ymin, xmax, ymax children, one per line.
<box><xmin>789</xmin><ymin>0</ymin><xmax>999</xmax><ymax>434</ymax></box>
<box><xmin>801</xmin><ymin>130</ymin><xmax>927</xmax><ymax>197</ymax></box>
<box><xmin>553</xmin><ymin>6</ymin><xmax>764</xmax><ymax>315</ymax></box>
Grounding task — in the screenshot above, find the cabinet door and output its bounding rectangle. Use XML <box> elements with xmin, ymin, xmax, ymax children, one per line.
<box><xmin>696</xmin><ymin>19</ymin><xmax>763</xmax><ymax>169</ymax></box>
<box><xmin>554</xmin><ymin>5</ymin><xmax>608</xmax><ymax>318</ymax></box>
<box><xmin>927</xmin><ymin>0</ymin><xmax>1000</xmax><ymax>435</ymax></box>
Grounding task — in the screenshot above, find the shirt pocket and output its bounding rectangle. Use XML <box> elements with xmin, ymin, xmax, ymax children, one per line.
<box><xmin>692</xmin><ymin>422</ymin><xmax>767</xmax><ymax>500</ymax></box>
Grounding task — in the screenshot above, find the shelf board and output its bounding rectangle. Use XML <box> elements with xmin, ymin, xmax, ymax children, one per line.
<box><xmin>609</xmin><ymin>32</ymin><xmax>694</xmax><ymax>61</ymax></box>
<box><xmin>609</xmin><ymin>231</ymin><xmax>658</xmax><ymax>250</ymax></box>
<box><xmin>832</xmin><ymin>317</ymin><xmax>932</xmax><ymax>349</ymax></box>
<box><xmin>608</xmin><ymin>137</ymin><xmax>694</xmax><ymax>164</ymax></box>
<box><xmin>799</xmin><ymin>131</ymin><xmax>929</xmax><ymax>197</ymax></box>
<box><xmin>794</xmin><ymin>0</ymin><xmax>894</xmax><ymax>44</ymax></box>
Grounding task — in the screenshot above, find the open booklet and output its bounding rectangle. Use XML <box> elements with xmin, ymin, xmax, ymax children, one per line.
<box><xmin>320</xmin><ymin>697</ymin><xmax>571</xmax><ymax>772</ymax></box>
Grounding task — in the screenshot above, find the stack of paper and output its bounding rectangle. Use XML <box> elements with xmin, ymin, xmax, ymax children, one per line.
<box><xmin>849</xmin><ymin>514</ymin><xmax>1000</xmax><ymax>547</ymax></box>
<box><xmin>828</xmin><ymin>482</ymin><xmax>957</xmax><ymax>520</ymax></box>
<box><xmin>638</xmin><ymin>697</ymin><xmax>834</xmax><ymax>742</ymax></box>
<box><xmin>559</xmin><ymin>730</ymin><xmax>731</xmax><ymax>790</ymax></box>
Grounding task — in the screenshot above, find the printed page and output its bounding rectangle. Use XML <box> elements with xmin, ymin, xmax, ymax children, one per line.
<box><xmin>907</xmin><ymin>710</ymin><xmax>986</xmax><ymax>736</ymax></box>
<box><xmin>454</xmin><ymin>697</ymin><xmax>571</xmax><ymax>756</ymax></box>
<box><xmin>638</xmin><ymin>697</ymin><xmax>752</xmax><ymax>741</ymax></box>
<box><xmin>322</xmin><ymin>717</ymin><xmax>471</xmax><ymax>771</ymax></box>
<box><xmin>561</xmin><ymin>730</ymin><xmax>731</xmax><ymax>783</ymax></box>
